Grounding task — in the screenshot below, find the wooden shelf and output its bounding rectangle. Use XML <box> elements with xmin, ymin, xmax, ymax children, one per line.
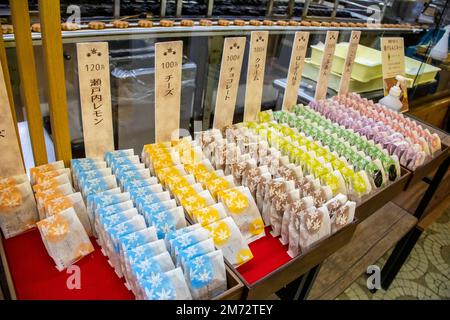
<box><xmin>307</xmin><ymin>201</ymin><xmax>417</xmax><ymax>300</ymax></box>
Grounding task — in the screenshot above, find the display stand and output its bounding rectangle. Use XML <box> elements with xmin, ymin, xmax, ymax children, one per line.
<box><xmin>380</xmin><ymin>118</ymin><xmax>450</xmax><ymax>290</ymax></box>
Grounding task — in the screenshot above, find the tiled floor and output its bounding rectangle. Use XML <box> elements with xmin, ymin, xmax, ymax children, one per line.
<box><xmin>337</xmin><ymin>204</ymin><xmax>450</xmax><ymax>300</ymax></box>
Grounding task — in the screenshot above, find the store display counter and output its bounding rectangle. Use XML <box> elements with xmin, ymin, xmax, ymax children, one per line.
<box><xmin>232</xmin><ymin>221</ymin><xmax>357</xmax><ymax>300</ymax></box>
<box><xmin>0</xmin><ymin>229</ymin><xmax>244</xmax><ymax>300</ymax></box>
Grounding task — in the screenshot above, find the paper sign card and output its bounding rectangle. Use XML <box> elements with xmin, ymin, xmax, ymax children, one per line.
<box><xmin>381</xmin><ymin>37</ymin><xmax>408</xmax><ymax>112</ymax></box>
<box><xmin>314</xmin><ymin>31</ymin><xmax>339</xmax><ymax>101</ymax></box>
<box><xmin>77</xmin><ymin>42</ymin><xmax>114</xmax><ymax>158</ymax></box>
<box><xmin>155</xmin><ymin>41</ymin><xmax>183</xmax><ymax>142</ymax></box>
<box><xmin>282</xmin><ymin>32</ymin><xmax>310</xmax><ymax>111</ymax></box>
<box><xmin>338</xmin><ymin>31</ymin><xmax>361</xmax><ymax>95</ymax></box>
<box><xmin>244</xmin><ymin>31</ymin><xmax>268</xmax><ymax>122</ymax></box>
<box><xmin>0</xmin><ymin>61</ymin><xmax>25</xmax><ymax>177</ymax></box>
<box><xmin>213</xmin><ymin>37</ymin><xmax>246</xmax><ymax>129</ymax></box>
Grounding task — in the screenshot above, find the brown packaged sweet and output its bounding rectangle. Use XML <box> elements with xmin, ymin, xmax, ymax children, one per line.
<box><xmin>356</xmin><ymin>22</ymin><xmax>366</xmax><ymax>27</ymax></box>
<box><xmin>61</xmin><ymin>22</ymin><xmax>80</xmax><ymax>31</ymax></box>
<box><xmin>1</xmin><ymin>24</ymin><xmax>13</xmax><ymax>34</ymax></box>
<box><xmin>277</xmin><ymin>20</ymin><xmax>288</xmax><ymax>26</ymax></box>
<box><xmin>311</xmin><ymin>21</ymin><xmax>320</xmax><ymax>27</ymax></box>
<box><xmin>31</xmin><ymin>23</ymin><xmax>41</xmax><ymax>33</ymax></box>
<box><xmin>320</xmin><ymin>22</ymin><xmax>331</xmax><ymax>27</ymax></box>
<box><xmin>218</xmin><ymin>19</ymin><xmax>230</xmax><ymax>26</ymax></box>
<box><xmin>88</xmin><ymin>21</ymin><xmax>105</xmax><ymax>30</ymax></box>
<box><xmin>263</xmin><ymin>20</ymin><xmax>274</xmax><ymax>26</ymax></box>
<box><xmin>138</xmin><ymin>20</ymin><xmax>153</xmax><ymax>28</ymax></box>
<box><xmin>339</xmin><ymin>22</ymin><xmax>349</xmax><ymax>27</ymax></box>
<box><xmin>300</xmin><ymin>21</ymin><xmax>311</xmax><ymax>26</ymax></box>
<box><xmin>180</xmin><ymin>19</ymin><xmax>194</xmax><ymax>27</ymax></box>
<box><xmin>330</xmin><ymin>22</ymin><xmax>340</xmax><ymax>27</ymax></box>
<box><xmin>347</xmin><ymin>22</ymin><xmax>357</xmax><ymax>27</ymax></box>
<box><xmin>160</xmin><ymin>19</ymin><xmax>174</xmax><ymax>27</ymax></box>
<box><xmin>113</xmin><ymin>20</ymin><xmax>129</xmax><ymax>28</ymax></box>
<box><xmin>199</xmin><ymin>19</ymin><xmax>212</xmax><ymax>26</ymax></box>
<box><xmin>249</xmin><ymin>20</ymin><xmax>262</xmax><ymax>26</ymax></box>
<box><xmin>234</xmin><ymin>19</ymin><xmax>246</xmax><ymax>26</ymax></box>
<box><xmin>288</xmin><ymin>21</ymin><xmax>299</xmax><ymax>26</ymax></box>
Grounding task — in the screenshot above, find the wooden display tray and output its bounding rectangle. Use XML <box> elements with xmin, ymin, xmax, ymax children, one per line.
<box><xmin>355</xmin><ymin>167</ymin><xmax>411</xmax><ymax>222</ymax></box>
<box><xmin>227</xmin><ymin>220</ymin><xmax>358</xmax><ymax>300</ymax></box>
<box><xmin>402</xmin><ymin>115</ymin><xmax>450</xmax><ymax>190</ymax></box>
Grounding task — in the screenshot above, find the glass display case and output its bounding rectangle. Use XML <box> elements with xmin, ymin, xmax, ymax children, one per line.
<box><xmin>0</xmin><ymin>0</ymin><xmax>449</xmax><ymax>302</ymax></box>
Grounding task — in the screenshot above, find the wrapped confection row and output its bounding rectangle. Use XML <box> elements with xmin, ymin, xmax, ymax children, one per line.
<box><xmin>261</xmin><ymin>106</ymin><xmax>401</xmax><ymax>189</ymax></box>
<box><xmin>308</xmin><ymin>94</ymin><xmax>442</xmax><ymax>170</ymax></box>
<box><xmin>196</xmin><ymin>126</ymin><xmax>355</xmax><ymax>258</ymax></box>
<box><xmin>72</xmin><ymin>150</ymin><xmax>228</xmax><ymax>300</ymax></box>
<box><xmin>142</xmin><ymin>139</ymin><xmax>262</xmax><ymax>267</ymax></box>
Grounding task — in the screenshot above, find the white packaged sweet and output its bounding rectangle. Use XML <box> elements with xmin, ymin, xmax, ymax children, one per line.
<box><xmin>0</xmin><ymin>181</ymin><xmax>39</xmax><ymax>239</ymax></box>
<box><xmin>184</xmin><ymin>250</ymin><xmax>227</xmax><ymax>300</ymax></box>
<box><xmin>218</xmin><ymin>186</ymin><xmax>265</xmax><ymax>243</ymax></box>
<box><xmin>298</xmin><ymin>206</ymin><xmax>331</xmax><ymax>253</ymax></box>
<box><xmin>36</xmin><ymin>207</ymin><xmax>94</xmax><ymax>271</ymax></box>
<box><xmin>140</xmin><ymin>268</ymin><xmax>192</xmax><ymax>300</ymax></box>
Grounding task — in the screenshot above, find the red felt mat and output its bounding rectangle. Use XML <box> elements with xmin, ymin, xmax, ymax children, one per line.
<box><xmin>2</xmin><ymin>228</ymin><xmax>134</xmax><ymax>300</ymax></box>
<box><xmin>236</xmin><ymin>227</ymin><xmax>292</xmax><ymax>285</ymax></box>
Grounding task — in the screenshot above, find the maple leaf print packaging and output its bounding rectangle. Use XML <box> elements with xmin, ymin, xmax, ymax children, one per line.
<box><xmin>34</xmin><ymin>168</ymin><xmax>73</xmax><ymax>187</ymax></box>
<box><xmin>147</xmin><ymin>206</ymin><xmax>187</xmax><ymax>239</ymax></box>
<box><xmin>192</xmin><ymin>203</ymin><xmax>228</xmax><ymax>226</ymax></box>
<box><xmin>76</xmin><ymin>168</ymin><xmax>112</xmax><ymax>190</ymax></box>
<box><xmin>262</xmin><ymin>179</ymin><xmax>295</xmax><ymax>227</ymax></box>
<box><xmin>185</xmin><ymin>250</ymin><xmax>227</xmax><ymax>299</ymax></box>
<box><xmin>109</xmin><ymin>155</ymin><xmax>141</xmax><ymax>174</ymax></box>
<box><xmin>37</xmin><ymin>207</ymin><xmax>94</xmax><ymax>271</ymax></box>
<box><xmin>32</xmin><ymin>174</ymin><xmax>72</xmax><ymax>194</ymax></box>
<box><xmin>70</xmin><ymin>158</ymin><xmax>107</xmax><ymax>190</ymax></box>
<box><xmin>44</xmin><ymin>192</ymin><xmax>92</xmax><ymax>236</ymax></box>
<box><xmin>0</xmin><ymin>181</ymin><xmax>39</xmax><ymax>239</ymax></box>
<box><xmin>30</xmin><ymin>160</ymin><xmax>65</xmax><ymax>185</ymax></box>
<box><xmin>35</xmin><ymin>183</ymin><xmax>75</xmax><ymax>220</ymax></box>
<box><xmin>122</xmin><ymin>177</ymin><xmax>159</xmax><ymax>193</ymax></box>
<box><xmin>94</xmin><ymin>200</ymin><xmax>135</xmax><ymax>246</ymax></box>
<box><xmin>118</xmin><ymin>227</ymin><xmax>159</xmax><ymax>280</ymax></box>
<box><xmin>86</xmin><ymin>188</ymin><xmax>121</xmax><ymax>222</ymax></box>
<box><xmin>131</xmin><ymin>251</ymin><xmax>176</xmax><ymax>299</ymax></box>
<box><xmin>140</xmin><ymin>268</ymin><xmax>192</xmax><ymax>300</ymax></box>
<box><xmin>116</xmin><ymin>169</ymin><xmax>151</xmax><ymax>189</ymax></box>
<box><xmin>0</xmin><ymin>174</ymin><xmax>28</xmax><ymax>189</ymax></box>
<box><xmin>104</xmin><ymin>149</ymin><xmax>135</xmax><ymax>167</ymax></box>
<box><xmin>80</xmin><ymin>175</ymin><xmax>118</xmax><ymax>199</ymax></box>
<box><xmin>204</xmin><ymin>216</ymin><xmax>253</xmax><ymax>266</ymax></box>
<box><xmin>218</xmin><ymin>186</ymin><xmax>265</xmax><ymax>243</ymax></box>
<box><xmin>164</xmin><ymin>224</ymin><xmax>202</xmax><ymax>253</ymax></box>
<box><xmin>97</xmin><ymin>206</ymin><xmax>138</xmax><ymax>250</ymax></box>
<box><xmin>299</xmin><ymin>206</ymin><xmax>331</xmax><ymax>253</ymax></box>
<box><xmin>329</xmin><ymin>200</ymin><xmax>355</xmax><ymax>233</ymax></box>
<box><xmin>287</xmin><ymin>196</ymin><xmax>315</xmax><ymax>258</ymax></box>
<box><xmin>204</xmin><ymin>175</ymin><xmax>236</xmax><ymax>201</ymax></box>
<box><xmin>90</xmin><ymin>192</ymin><xmax>131</xmax><ymax>235</ymax></box>
<box><xmin>179</xmin><ymin>190</ymin><xmax>216</xmax><ymax>219</ymax></box>
<box><xmin>177</xmin><ymin>238</ymin><xmax>215</xmax><ymax>270</ymax></box>
<box><xmin>105</xmin><ymin>215</ymin><xmax>147</xmax><ymax>277</ymax></box>
<box><xmin>169</xmin><ymin>227</ymin><xmax>212</xmax><ymax>261</ymax></box>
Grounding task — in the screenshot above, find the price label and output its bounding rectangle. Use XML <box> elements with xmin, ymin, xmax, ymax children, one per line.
<box><xmin>155</xmin><ymin>41</ymin><xmax>183</xmax><ymax>142</ymax></box>
<box><xmin>244</xmin><ymin>31</ymin><xmax>268</xmax><ymax>122</ymax></box>
<box><xmin>77</xmin><ymin>42</ymin><xmax>114</xmax><ymax>158</ymax></box>
<box><xmin>213</xmin><ymin>37</ymin><xmax>246</xmax><ymax>129</ymax></box>
<box><xmin>381</xmin><ymin>37</ymin><xmax>408</xmax><ymax>112</ymax></box>
<box><xmin>282</xmin><ymin>32</ymin><xmax>310</xmax><ymax>111</ymax></box>
<box><xmin>315</xmin><ymin>31</ymin><xmax>339</xmax><ymax>101</ymax></box>
<box><xmin>338</xmin><ymin>31</ymin><xmax>361</xmax><ymax>95</ymax></box>
<box><xmin>0</xmin><ymin>60</ymin><xmax>25</xmax><ymax>177</ymax></box>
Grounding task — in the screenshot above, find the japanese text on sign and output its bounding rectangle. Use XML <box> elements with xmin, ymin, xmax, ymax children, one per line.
<box><xmin>315</xmin><ymin>31</ymin><xmax>339</xmax><ymax>101</ymax></box>
<box><xmin>213</xmin><ymin>37</ymin><xmax>246</xmax><ymax>129</ymax></box>
<box><xmin>244</xmin><ymin>31</ymin><xmax>268</xmax><ymax>122</ymax></box>
<box><xmin>77</xmin><ymin>42</ymin><xmax>114</xmax><ymax>158</ymax></box>
<box><xmin>282</xmin><ymin>32</ymin><xmax>310</xmax><ymax>111</ymax></box>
